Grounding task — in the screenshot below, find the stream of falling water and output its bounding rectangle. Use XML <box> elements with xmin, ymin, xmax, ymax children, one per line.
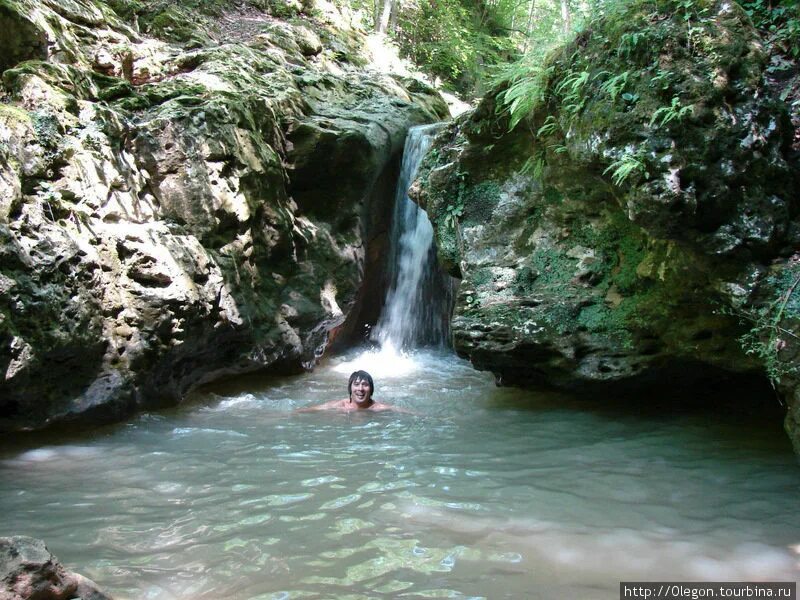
<box><xmin>1</xmin><ymin>127</ymin><xmax>798</xmax><ymax>599</ymax></box>
<box><xmin>371</xmin><ymin>124</ymin><xmax>455</xmax><ymax>352</ymax></box>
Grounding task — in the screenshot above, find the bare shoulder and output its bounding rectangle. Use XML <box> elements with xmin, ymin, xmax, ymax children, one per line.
<box><xmin>296</xmin><ymin>398</ymin><xmax>348</xmax><ymax>412</ymax></box>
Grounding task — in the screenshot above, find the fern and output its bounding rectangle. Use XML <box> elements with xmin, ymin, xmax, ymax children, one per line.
<box><xmin>603</xmin><ymin>149</ymin><xmax>649</xmax><ymax>186</ymax></box>
<box><xmin>649</xmin><ymin>69</ymin><xmax>672</xmax><ymax>91</ymax></box>
<box><xmin>536</xmin><ymin>115</ymin><xmax>559</xmax><ymax>137</ymax></box>
<box><xmin>521</xmin><ymin>148</ymin><xmax>548</xmax><ymax>182</ymax></box>
<box><xmin>729</xmin><ymin>269</ymin><xmax>800</xmax><ymax>383</ymax></box>
<box><xmin>554</xmin><ymin>69</ymin><xmax>591</xmax><ymax>117</ymax></box>
<box><xmin>497</xmin><ymin>64</ymin><xmax>553</xmax><ymax>131</ymax></box>
<box><xmin>650</xmin><ymin>96</ymin><xmax>693</xmax><ymax>127</ymax></box>
<box><xmin>617</xmin><ymin>31</ymin><xmax>643</xmax><ymax>57</ymax></box>
<box><xmin>555</xmin><ymin>69</ymin><xmax>590</xmax><ymax>96</ymax></box>
<box><xmin>599</xmin><ymin>71</ymin><xmax>631</xmax><ymax>101</ymax></box>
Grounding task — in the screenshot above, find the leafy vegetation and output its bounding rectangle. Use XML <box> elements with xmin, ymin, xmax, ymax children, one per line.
<box><xmin>443</xmin><ymin>200</ymin><xmax>465</xmax><ymax>227</ymax></box>
<box><xmin>340</xmin><ymin>0</ymin><xmax>593</xmax><ymax>97</ymax></box>
<box><xmin>392</xmin><ymin>0</ymin><xmax>518</xmax><ymax>95</ymax></box>
<box><xmin>741</xmin><ymin>0</ymin><xmax>800</xmax><ymax>59</ymax></box>
<box><xmin>497</xmin><ymin>61</ymin><xmax>554</xmax><ymax>130</ymax></box>
<box><xmin>478</xmin><ymin>0</ymin><xmax>798</xmax><ymax>193</ymax></box>
<box><xmin>649</xmin><ymin>96</ymin><xmax>692</xmax><ymax>127</ymax></box>
<box><xmin>732</xmin><ymin>262</ymin><xmax>800</xmax><ymax>383</ymax></box>
<box><xmin>603</xmin><ymin>147</ymin><xmax>649</xmax><ymax>185</ymax></box>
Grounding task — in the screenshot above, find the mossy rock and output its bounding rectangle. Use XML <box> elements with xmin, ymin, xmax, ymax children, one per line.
<box><xmin>104</xmin><ymin>0</ymin><xmax>145</xmax><ymax>21</ymax></box>
<box><xmin>419</xmin><ymin>0</ymin><xmax>796</xmax><ymax>399</ymax></box>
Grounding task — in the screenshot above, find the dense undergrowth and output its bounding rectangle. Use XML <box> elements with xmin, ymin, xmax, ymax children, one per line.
<box><xmin>490</xmin><ymin>0</ymin><xmax>799</xmax><ymax>382</ymax></box>
<box><xmin>494</xmin><ymin>0</ymin><xmax>799</xmax><ymax>137</ymax></box>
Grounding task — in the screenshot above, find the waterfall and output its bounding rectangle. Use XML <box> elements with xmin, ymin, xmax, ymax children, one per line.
<box><xmin>371</xmin><ymin>124</ymin><xmax>455</xmax><ymax>352</ymax></box>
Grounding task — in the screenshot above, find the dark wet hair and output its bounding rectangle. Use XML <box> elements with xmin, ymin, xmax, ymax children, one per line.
<box><xmin>348</xmin><ymin>370</ymin><xmax>374</xmax><ymax>397</ymax></box>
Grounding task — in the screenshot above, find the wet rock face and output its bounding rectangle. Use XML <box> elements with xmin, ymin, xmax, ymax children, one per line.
<box><xmin>416</xmin><ymin>0</ymin><xmax>799</xmax><ymax>445</ymax></box>
<box><xmin>0</xmin><ymin>536</ymin><xmax>112</xmax><ymax>600</ymax></box>
<box><xmin>0</xmin><ymin>0</ymin><xmax>447</xmax><ymax>430</ymax></box>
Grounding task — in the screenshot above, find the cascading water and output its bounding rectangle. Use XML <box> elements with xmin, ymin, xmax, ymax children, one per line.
<box><xmin>371</xmin><ymin>124</ymin><xmax>456</xmax><ymax>352</ymax></box>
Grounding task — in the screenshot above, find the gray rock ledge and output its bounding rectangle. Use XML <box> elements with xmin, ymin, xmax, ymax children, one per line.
<box><xmin>0</xmin><ymin>536</ymin><xmax>112</xmax><ymax>600</ymax></box>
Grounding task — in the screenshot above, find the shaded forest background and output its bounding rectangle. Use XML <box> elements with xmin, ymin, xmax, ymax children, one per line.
<box><xmin>370</xmin><ymin>0</ymin><xmax>799</xmax><ymax>101</ymax></box>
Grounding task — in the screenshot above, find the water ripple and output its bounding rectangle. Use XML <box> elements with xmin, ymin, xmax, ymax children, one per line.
<box><xmin>0</xmin><ymin>349</ymin><xmax>798</xmax><ymax>598</ymax></box>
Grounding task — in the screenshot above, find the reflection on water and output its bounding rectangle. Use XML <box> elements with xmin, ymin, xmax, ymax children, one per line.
<box><xmin>1</xmin><ymin>348</ymin><xmax>798</xmax><ymax>599</ymax></box>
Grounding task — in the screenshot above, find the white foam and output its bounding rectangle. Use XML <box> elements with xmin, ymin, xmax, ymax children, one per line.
<box><xmin>7</xmin><ymin>445</ymin><xmax>101</xmax><ymax>465</ymax></box>
<box><xmin>202</xmin><ymin>394</ymin><xmax>262</xmax><ymax>412</ymax></box>
<box><xmin>171</xmin><ymin>427</ymin><xmax>248</xmax><ymax>438</ymax></box>
<box><xmin>332</xmin><ymin>345</ymin><xmax>422</xmax><ymax>378</ymax></box>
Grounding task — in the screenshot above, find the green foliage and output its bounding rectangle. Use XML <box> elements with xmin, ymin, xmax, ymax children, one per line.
<box><xmin>649</xmin><ymin>95</ymin><xmax>693</xmax><ymax>127</ymax></box>
<box><xmin>732</xmin><ymin>263</ymin><xmax>800</xmax><ymax>383</ymax></box>
<box><xmin>443</xmin><ymin>200</ymin><xmax>465</xmax><ymax>227</ymax></box>
<box><xmin>617</xmin><ymin>31</ymin><xmax>644</xmax><ymax>57</ymax></box>
<box><xmin>555</xmin><ymin>68</ymin><xmax>590</xmax><ymax>95</ymax></box>
<box><xmin>648</xmin><ymin>68</ymin><xmax>674</xmax><ymax>91</ymax></box>
<box><xmin>520</xmin><ymin>148</ymin><xmax>548</xmax><ymax>181</ymax></box>
<box><xmin>741</xmin><ymin>0</ymin><xmax>800</xmax><ymax>58</ymax></box>
<box><xmin>489</xmin><ymin>0</ymin><xmax>741</xmax><ymax>192</ymax></box>
<box><xmin>598</xmin><ymin>70</ymin><xmax>630</xmax><ymax>101</ymax></box>
<box><xmin>363</xmin><ymin>0</ymin><xmax>595</xmax><ymax>97</ymax></box>
<box><xmin>555</xmin><ymin>68</ymin><xmax>590</xmax><ymax>115</ymax></box>
<box><xmin>536</xmin><ymin>115</ymin><xmax>559</xmax><ymax>136</ymax></box>
<box><xmin>603</xmin><ymin>147</ymin><xmax>649</xmax><ymax>185</ymax></box>
<box><xmin>496</xmin><ymin>62</ymin><xmax>553</xmax><ymax>130</ymax></box>
<box><xmin>389</xmin><ymin>0</ymin><xmax>519</xmax><ymax>96</ymax></box>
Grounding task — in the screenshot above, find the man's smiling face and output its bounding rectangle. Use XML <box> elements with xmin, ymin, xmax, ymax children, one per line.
<box><xmin>350</xmin><ymin>378</ymin><xmax>372</xmax><ymax>404</ymax></box>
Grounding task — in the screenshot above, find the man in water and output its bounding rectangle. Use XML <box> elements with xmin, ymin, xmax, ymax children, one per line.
<box><xmin>298</xmin><ymin>370</ymin><xmax>400</xmax><ymax>412</ymax></box>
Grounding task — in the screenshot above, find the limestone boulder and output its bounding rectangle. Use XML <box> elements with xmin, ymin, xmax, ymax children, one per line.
<box><xmin>0</xmin><ymin>0</ymin><xmax>447</xmax><ymax>430</ymax></box>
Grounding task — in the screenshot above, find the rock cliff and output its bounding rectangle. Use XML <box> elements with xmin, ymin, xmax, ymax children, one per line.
<box><xmin>415</xmin><ymin>0</ymin><xmax>800</xmax><ymax>449</ymax></box>
<box><xmin>0</xmin><ymin>0</ymin><xmax>447</xmax><ymax>430</ymax></box>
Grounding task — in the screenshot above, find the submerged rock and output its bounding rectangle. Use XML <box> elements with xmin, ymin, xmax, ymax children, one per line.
<box><xmin>416</xmin><ymin>0</ymin><xmax>800</xmax><ymax>448</ymax></box>
<box><xmin>0</xmin><ymin>0</ymin><xmax>447</xmax><ymax>430</ymax></box>
<box><xmin>0</xmin><ymin>536</ymin><xmax>111</xmax><ymax>600</ymax></box>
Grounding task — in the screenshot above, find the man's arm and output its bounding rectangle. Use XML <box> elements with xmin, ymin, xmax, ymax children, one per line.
<box><xmin>372</xmin><ymin>402</ymin><xmax>417</xmax><ymax>414</ymax></box>
<box><xmin>295</xmin><ymin>399</ymin><xmax>346</xmax><ymax>413</ymax></box>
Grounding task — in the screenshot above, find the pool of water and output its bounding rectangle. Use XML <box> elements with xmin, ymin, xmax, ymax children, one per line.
<box><xmin>2</xmin><ymin>348</ymin><xmax>798</xmax><ymax>599</ymax></box>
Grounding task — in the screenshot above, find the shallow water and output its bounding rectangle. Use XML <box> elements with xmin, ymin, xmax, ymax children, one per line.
<box><xmin>1</xmin><ymin>348</ymin><xmax>799</xmax><ymax>599</ymax></box>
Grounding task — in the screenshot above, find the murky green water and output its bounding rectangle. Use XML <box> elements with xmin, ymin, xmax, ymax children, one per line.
<box><xmin>2</xmin><ymin>349</ymin><xmax>798</xmax><ymax>599</ymax></box>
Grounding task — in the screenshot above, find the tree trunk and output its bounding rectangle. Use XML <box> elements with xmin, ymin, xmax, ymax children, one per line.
<box><xmin>560</xmin><ymin>0</ymin><xmax>571</xmax><ymax>34</ymax></box>
<box><xmin>375</xmin><ymin>0</ymin><xmax>393</xmax><ymax>33</ymax></box>
<box><xmin>388</xmin><ymin>0</ymin><xmax>398</xmax><ymax>33</ymax></box>
<box><xmin>523</xmin><ymin>0</ymin><xmax>535</xmax><ymax>52</ymax></box>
